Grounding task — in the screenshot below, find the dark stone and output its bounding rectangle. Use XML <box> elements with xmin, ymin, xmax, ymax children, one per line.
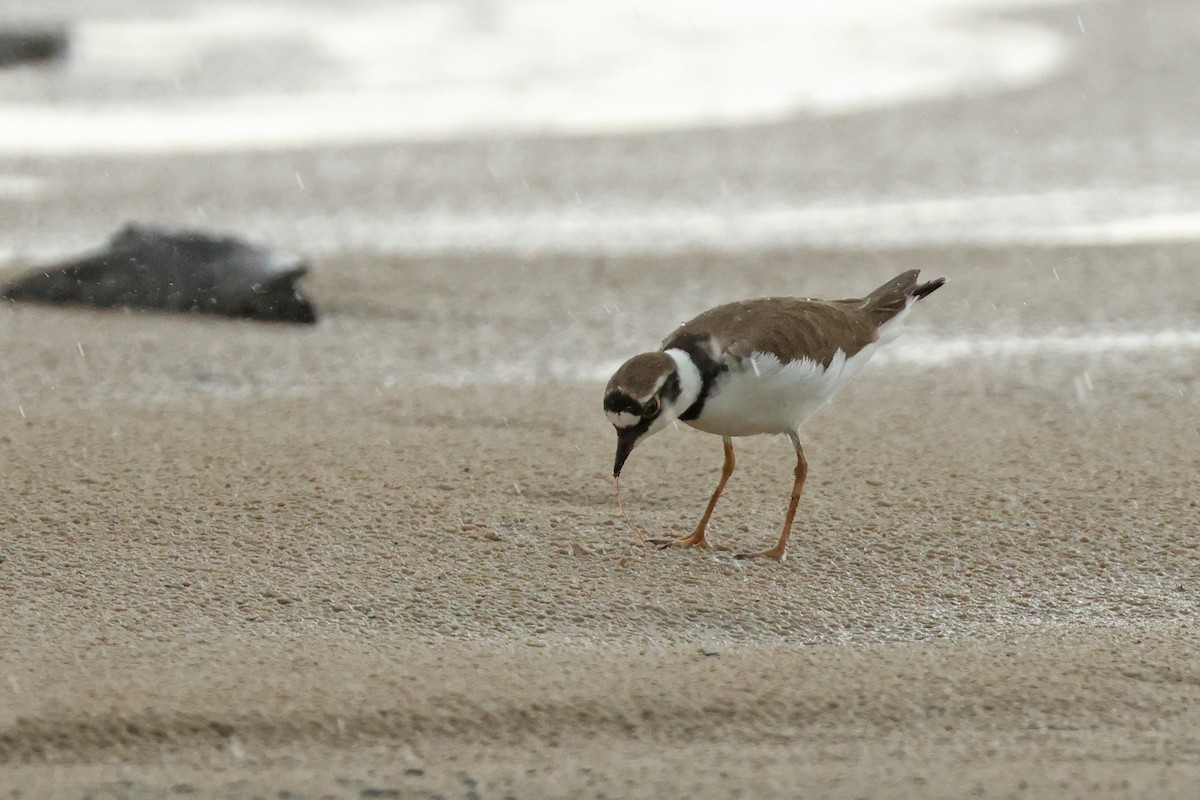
<box><xmin>1</xmin><ymin>224</ymin><xmax>318</xmax><ymax>324</ymax></box>
<box><xmin>0</xmin><ymin>28</ymin><xmax>69</xmax><ymax>68</ymax></box>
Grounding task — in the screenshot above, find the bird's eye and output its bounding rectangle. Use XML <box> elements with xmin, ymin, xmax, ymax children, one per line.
<box><xmin>644</xmin><ymin>396</ymin><xmax>660</xmax><ymax>416</ymax></box>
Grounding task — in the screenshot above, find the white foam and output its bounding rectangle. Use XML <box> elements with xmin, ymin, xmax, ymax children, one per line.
<box><xmin>0</xmin><ymin>174</ymin><xmax>46</xmax><ymax>199</ymax></box>
<box><xmin>426</xmin><ymin>328</ymin><xmax>1200</xmax><ymax>387</ymax></box>
<box><xmin>1055</xmin><ymin>212</ymin><xmax>1200</xmax><ymax>244</ymax></box>
<box><xmin>875</xmin><ymin>329</ymin><xmax>1200</xmax><ymax>367</ymax></box>
<box><xmin>218</xmin><ymin>186</ymin><xmax>1200</xmax><ymax>256</ymax></box>
<box><xmin>4</xmin><ymin>185</ymin><xmax>1199</xmax><ymax>264</ymax></box>
<box><xmin>0</xmin><ymin>0</ymin><xmax>1076</xmax><ymax>154</ymax></box>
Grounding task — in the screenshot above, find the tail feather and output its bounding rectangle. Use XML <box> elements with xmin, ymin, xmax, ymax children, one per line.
<box><xmin>859</xmin><ymin>270</ymin><xmax>945</xmax><ymax>324</ymax></box>
<box><xmin>912</xmin><ymin>277</ymin><xmax>946</xmax><ymax>300</ymax></box>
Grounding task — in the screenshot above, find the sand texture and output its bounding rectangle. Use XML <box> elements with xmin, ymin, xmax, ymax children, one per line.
<box><xmin>2</xmin><ymin>244</ymin><xmax>1200</xmax><ymax>798</ymax></box>
<box><xmin>5</xmin><ymin>0</ymin><xmax>1200</xmax><ymax>794</ymax></box>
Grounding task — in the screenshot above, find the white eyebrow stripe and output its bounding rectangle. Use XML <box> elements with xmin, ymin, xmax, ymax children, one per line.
<box><xmin>606</xmin><ymin>411</ymin><xmax>639</xmax><ymax>428</ymax></box>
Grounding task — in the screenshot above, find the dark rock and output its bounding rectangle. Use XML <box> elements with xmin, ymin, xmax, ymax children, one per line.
<box><xmin>0</xmin><ymin>28</ymin><xmax>69</xmax><ymax>68</ymax></box>
<box><xmin>1</xmin><ymin>224</ymin><xmax>318</xmax><ymax>324</ymax></box>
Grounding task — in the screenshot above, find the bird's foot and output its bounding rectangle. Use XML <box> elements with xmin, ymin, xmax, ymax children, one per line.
<box><xmin>648</xmin><ymin>530</ymin><xmax>728</xmax><ymax>551</ymax></box>
<box><xmin>733</xmin><ymin>544</ymin><xmax>788</xmax><ymax>562</ymax></box>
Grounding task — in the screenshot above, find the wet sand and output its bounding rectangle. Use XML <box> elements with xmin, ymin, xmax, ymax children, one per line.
<box><xmin>2</xmin><ymin>243</ymin><xmax>1199</xmax><ymax>798</ymax></box>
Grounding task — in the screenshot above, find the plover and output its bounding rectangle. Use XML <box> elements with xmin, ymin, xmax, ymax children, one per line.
<box><xmin>604</xmin><ymin>270</ymin><xmax>944</xmax><ymax>561</ymax></box>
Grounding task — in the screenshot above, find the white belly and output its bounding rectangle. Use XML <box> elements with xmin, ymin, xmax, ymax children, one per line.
<box><xmin>686</xmin><ymin>344</ymin><xmax>879</xmax><ymax>437</ymax></box>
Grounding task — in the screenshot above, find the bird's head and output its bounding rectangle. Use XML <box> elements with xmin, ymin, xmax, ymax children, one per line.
<box><xmin>603</xmin><ymin>351</ymin><xmax>693</xmax><ymax>477</ymax></box>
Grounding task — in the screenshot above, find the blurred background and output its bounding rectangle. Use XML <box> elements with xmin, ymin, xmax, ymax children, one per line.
<box><xmin>3</xmin><ymin>0</ymin><xmax>1197</xmax><ymax>266</ymax></box>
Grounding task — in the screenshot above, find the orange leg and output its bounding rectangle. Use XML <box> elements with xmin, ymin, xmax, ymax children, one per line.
<box><xmin>651</xmin><ymin>437</ymin><xmax>735</xmax><ymax>551</ymax></box>
<box><xmin>735</xmin><ymin>434</ymin><xmax>807</xmax><ymax>562</ymax></box>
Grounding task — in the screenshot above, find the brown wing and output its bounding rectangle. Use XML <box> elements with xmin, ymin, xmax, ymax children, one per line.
<box><xmin>661</xmin><ymin>296</ymin><xmax>879</xmax><ymax>368</ymax></box>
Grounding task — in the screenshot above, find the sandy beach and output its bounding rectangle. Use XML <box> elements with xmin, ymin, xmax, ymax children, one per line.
<box><xmin>3</xmin><ymin>243</ymin><xmax>1200</xmax><ymax>798</ymax></box>
<box><xmin>3</xmin><ymin>0</ymin><xmax>1200</xmax><ymax>797</ymax></box>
